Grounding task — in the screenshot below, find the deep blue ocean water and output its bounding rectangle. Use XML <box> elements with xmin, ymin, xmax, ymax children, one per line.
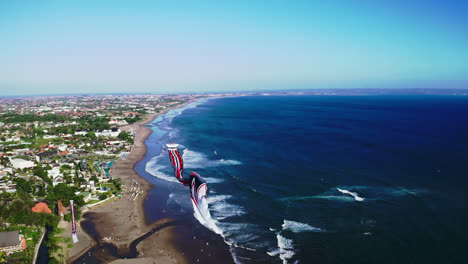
<box><xmin>142</xmin><ymin>95</ymin><xmax>468</xmax><ymax>264</ymax></box>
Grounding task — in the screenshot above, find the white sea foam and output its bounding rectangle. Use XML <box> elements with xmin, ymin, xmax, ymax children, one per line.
<box><xmin>211</xmin><ymin>202</ymin><xmax>246</xmax><ymax>220</ymax></box>
<box><xmin>182</xmin><ymin>149</ymin><xmax>241</xmax><ymax>169</ymax></box>
<box><xmin>145</xmin><ymin>154</ymin><xmax>180</xmax><ymax>183</ymax></box>
<box><xmin>204</xmin><ymin>177</ymin><xmax>225</xmax><ymax>184</ymax></box>
<box><xmin>206</xmin><ymin>195</ymin><xmax>232</xmax><ymax>204</ymax></box>
<box><xmin>336</xmin><ymin>188</ymin><xmax>365</xmax><ymax>201</ymax></box>
<box><xmin>192</xmin><ymin>196</ymin><xmax>224</xmax><ymax>235</ymax></box>
<box><xmin>268</xmin><ymin>234</ymin><xmax>295</xmax><ymax>264</ymax></box>
<box><xmin>282</xmin><ymin>220</ymin><xmax>326</xmax><ymax>233</ymax></box>
<box><xmin>216</xmin><ymin>222</ymin><xmax>261</xmax><ymax>249</ymax></box>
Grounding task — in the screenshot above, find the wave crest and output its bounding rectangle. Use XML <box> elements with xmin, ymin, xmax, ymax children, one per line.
<box><xmin>182</xmin><ymin>149</ymin><xmax>241</xmax><ymax>168</ymax></box>
<box><xmin>282</xmin><ymin>220</ymin><xmax>325</xmax><ymax>233</ymax></box>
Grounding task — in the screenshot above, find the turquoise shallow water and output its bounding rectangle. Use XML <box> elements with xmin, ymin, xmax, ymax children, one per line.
<box><xmin>142</xmin><ymin>95</ymin><xmax>468</xmax><ymax>264</ymax></box>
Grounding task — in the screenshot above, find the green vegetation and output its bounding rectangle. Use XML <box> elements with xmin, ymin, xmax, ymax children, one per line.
<box><xmin>124</xmin><ymin>116</ymin><xmax>142</xmax><ymax>124</ymax></box>
<box><xmin>77</xmin><ymin>116</ymin><xmax>110</xmax><ymax>130</ymax></box>
<box><xmin>0</xmin><ymin>113</ymin><xmax>68</xmax><ymax>123</ymax></box>
<box><xmin>118</xmin><ymin>131</ymin><xmax>134</xmax><ymax>144</ymax></box>
<box><xmin>0</xmin><ymin>94</ymin><xmax>194</xmax><ymax>263</ymax></box>
<box><xmin>0</xmin><ymin>225</ymin><xmax>45</xmax><ymax>264</ymax></box>
<box><xmin>86</xmin><ymin>199</ymin><xmax>100</xmax><ymax>204</ymax></box>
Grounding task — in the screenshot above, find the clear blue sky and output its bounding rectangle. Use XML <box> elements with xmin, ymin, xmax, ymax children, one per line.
<box><xmin>1</xmin><ymin>0</ymin><xmax>467</xmax><ymax>95</ymax></box>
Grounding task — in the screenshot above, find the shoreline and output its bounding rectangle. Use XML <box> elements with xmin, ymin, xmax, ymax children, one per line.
<box><xmin>67</xmin><ymin>104</ymin><xmax>186</xmax><ymax>263</ymax></box>
<box><xmin>68</xmin><ymin>97</ymin><xmax>234</xmax><ymax>264</ymax></box>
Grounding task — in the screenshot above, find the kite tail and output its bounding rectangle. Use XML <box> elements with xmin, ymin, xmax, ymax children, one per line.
<box><xmin>72</xmin><ymin>232</ymin><xmax>79</xmax><ymax>243</ymax></box>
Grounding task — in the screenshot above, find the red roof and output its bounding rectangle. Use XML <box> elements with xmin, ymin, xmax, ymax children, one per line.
<box><xmin>32</xmin><ymin>202</ymin><xmax>52</xmax><ymax>214</ymax></box>
<box><xmin>21</xmin><ymin>237</ymin><xmax>26</xmax><ymax>250</ymax></box>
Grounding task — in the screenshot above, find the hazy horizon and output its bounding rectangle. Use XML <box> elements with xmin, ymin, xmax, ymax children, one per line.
<box><xmin>1</xmin><ymin>0</ymin><xmax>467</xmax><ymax>96</ymax></box>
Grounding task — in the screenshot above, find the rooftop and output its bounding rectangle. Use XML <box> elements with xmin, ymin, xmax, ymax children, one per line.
<box><xmin>0</xmin><ymin>231</ymin><xmax>20</xmax><ymax>247</ymax></box>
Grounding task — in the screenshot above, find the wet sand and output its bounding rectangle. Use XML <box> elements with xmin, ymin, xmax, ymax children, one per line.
<box><xmin>68</xmin><ymin>100</ymin><xmax>234</xmax><ymax>264</ymax></box>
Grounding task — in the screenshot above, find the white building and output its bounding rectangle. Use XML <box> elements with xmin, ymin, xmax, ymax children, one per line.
<box><xmin>58</xmin><ymin>144</ymin><xmax>68</xmax><ymax>152</ymax></box>
<box><xmin>95</xmin><ymin>128</ymin><xmax>120</xmax><ymax>137</ymax></box>
<box><xmin>10</xmin><ymin>159</ymin><xmax>35</xmax><ymax>170</ymax></box>
<box><xmin>74</xmin><ymin>131</ymin><xmax>88</xmax><ymax>136</ymax></box>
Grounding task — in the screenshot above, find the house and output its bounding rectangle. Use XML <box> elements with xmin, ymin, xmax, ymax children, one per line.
<box><xmin>37</xmin><ymin>150</ymin><xmax>57</xmax><ymax>162</ymax></box>
<box><xmin>109</xmin><ymin>119</ymin><xmax>128</xmax><ymax>126</ymax></box>
<box><xmin>58</xmin><ymin>144</ymin><xmax>68</xmax><ymax>151</ymax></box>
<box><xmin>105</xmin><ymin>139</ymin><xmax>123</xmax><ymax>145</ymax></box>
<box><xmin>0</xmin><ymin>180</ymin><xmax>16</xmax><ymax>193</ymax></box>
<box><xmin>52</xmin><ymin>176</ymin><xmax>64</xmax><ymax>186</ymax></box>
<box><xmin>48</xmin><ymin>167</ymin><xmax>63</xmax><ymax>184</ymax></box>
<box><xmin>0</xmin><ymin>231</ymin><xmax>26</xmax><ymax>255</ymax></box>
<box><xmin>74</xmin><ymin>130</ymin><xmax>88</xmax><ymax>136</ymax></box>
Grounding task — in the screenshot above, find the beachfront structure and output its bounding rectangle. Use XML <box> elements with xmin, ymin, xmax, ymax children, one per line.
<box><xmin>0</xmin><ymin>231</ymin><xmax>26</xmax><ymax>255</ymax></box>
<box><xmin>95</xmin><ymin>127</ymin><xmax>120</xmax><ymax>137</ymax></box>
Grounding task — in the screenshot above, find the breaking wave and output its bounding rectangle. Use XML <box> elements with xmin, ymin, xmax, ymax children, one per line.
<box><xmin>282</xmin><ymin>220</ymin><xmax>326</xmax><ymax>233</ymax></box>
<box><xmin>206</xmin><ymin>195</ymin><xmax>232</xmax><ymax>204</ymax></box>
<box><xmin>182</xmin><ymin>149</ymin><xmax>241</xmax><ymax>168</ymax></box>
<box><xmin>337</xmin><ymin>188</ymin><xmax>365</xmax><ymax>201</ymax></box>
<box><xmin>279</xmin><ymin>185</ymin><xmax>426</xmax><ymax>203</ymax></box>
<box><xmin>192</xmin><ymin>196</ymin><xmax>223</xmax><ymax>235</ymax></box>
<box><xmin>211</xmin><ymin>201</ymin><xmax>246</xmax><ymax>220</ymax></box>
<box><xmin>145</xmin><ymin>153</ymin><xmax>180</xmax><ymax>184</ymax></box>
<box><xmin>267</xmin><ymin>234</ymin><xmax>295</xmax><ymax>264</ymax></box>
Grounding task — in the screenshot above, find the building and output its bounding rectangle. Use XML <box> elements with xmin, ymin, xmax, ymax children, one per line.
<box><xmin>74</xmin><ymin>130</ymin><xmax>88</xmax><ymax>136</ymax></box>
<box><xmin>0</xmin><ymin>231</ymin><xmax>25</xmax><ymax>255</ymax></box>
<box><xmin>0</xmin><ymin>180</ymin><xmax>16</xmax><ymax>193</ymax></box>
<box><xmin>36</xmin><ymin>150</ymin><xmax>57</xmax><ymax>162</ymax></box>
<box><xmin>10</xmin><ymin>158</ymin><xmax>35</xmax><ymax>170</ymax></box>
<box><xmin>95</xmin><ymin>127</ymin><xmax>120</xmax><ymax>137</ymax></box>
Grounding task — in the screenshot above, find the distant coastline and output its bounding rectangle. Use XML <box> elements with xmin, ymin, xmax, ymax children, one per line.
<box><xmin>2</xmin><ymin>88</ymin><xmax>468</xmax><ymax>98</ymax></box>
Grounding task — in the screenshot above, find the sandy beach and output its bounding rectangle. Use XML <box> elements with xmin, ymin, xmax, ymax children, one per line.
<box><xmin>67</xmin><ymin>100</ymin><xmax>234</xmax><ymax>264</ymax></box>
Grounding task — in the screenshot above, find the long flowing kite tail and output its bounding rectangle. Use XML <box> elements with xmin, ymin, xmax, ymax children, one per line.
<box><xmin>72</xmin><ymin>232</ymin><xmax>79</xmax><ymax>243</ymax></box>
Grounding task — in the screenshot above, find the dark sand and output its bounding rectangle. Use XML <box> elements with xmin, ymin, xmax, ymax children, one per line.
<box><xmin>68</xmin><ymin>101</ymin><xmax>234</xmax><ymax>264</ymax></box>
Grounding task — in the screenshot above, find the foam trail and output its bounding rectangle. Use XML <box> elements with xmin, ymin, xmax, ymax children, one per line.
<box><xmin>280</xmin><ymin>195</ymin><xmax>355</xmax><ymax>202</ymax></box>
<box><xmin>192</xmin><ymin>196</ymin><xmax>223</xmax><ymax>235</ymax></box>
<box><xmin>206</xmin><ymin>195</ymin><xmax>232</xmax><ymax>204</ymax></box>
<box><xmin>397</xmin><ymin>186</ymin><xmax>419</xmax><ymax>196</ymax></box>
<box><xmin>337</xmin><ymin>188</ymin><xmax>365</xmax><ymax>201</ymax></box>
<box><xmin>183</xmin><ymin>149</ymin><xmax>241</xmax><ymax>168</ymax></box>
<box><xmin>282</xmin><ymin>220</ymin><xmax>326</xmax><ymax>233</ymax></box>
<box><xmin>211</xmin><ymin>202</ymin><xmax>246</xmax><ymax>220</ymax></box>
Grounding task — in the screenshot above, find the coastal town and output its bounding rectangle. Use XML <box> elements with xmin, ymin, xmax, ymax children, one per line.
<box><xmin>0</xmin><ymin>94</ymin><xmax>198</xmax><ymax>263</ymax></box>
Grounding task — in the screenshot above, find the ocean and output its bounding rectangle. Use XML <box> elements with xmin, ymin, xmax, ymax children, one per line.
<box><xmin>140</xmin><ymin>95</ymin><xmax>468</xmax><ymax>264</ymax></box>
